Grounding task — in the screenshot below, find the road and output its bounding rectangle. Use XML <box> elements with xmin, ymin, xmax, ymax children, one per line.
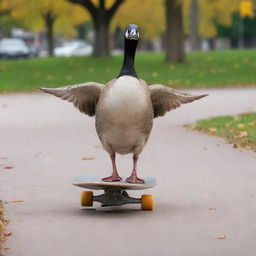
<box><xmin>1</xmin><ymin>88</ymin><xmax>256</xmax><ymax>256</ymax></box>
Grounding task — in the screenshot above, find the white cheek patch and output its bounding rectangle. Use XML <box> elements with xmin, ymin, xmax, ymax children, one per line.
<box><xmin>125</xmin><ymin>30</ymin><xmax>129</xmax><ymax>39</ymax></box>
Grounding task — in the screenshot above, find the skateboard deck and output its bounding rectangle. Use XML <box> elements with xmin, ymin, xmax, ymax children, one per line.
<box><xmin>72</xmin><ymin>176</ymin><xmax>156</xmax><ymax>210</ymax></box>
<box><xmin>72</xmin><ymin>176</ymin><xmax>156</xmax><ymax>190</ymax></box>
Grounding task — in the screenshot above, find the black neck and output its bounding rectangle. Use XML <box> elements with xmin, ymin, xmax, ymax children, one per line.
<box><xmin>118</xmin><ymin>38</ymin><xmax>138</xmax><ymax>78</ymax></box>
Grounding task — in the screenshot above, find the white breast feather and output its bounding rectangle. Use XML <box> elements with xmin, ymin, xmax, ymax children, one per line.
<box><xmin>105</xmin><ymin>76</ymin><xmax>146</xmax><ymax>116</ymax></box>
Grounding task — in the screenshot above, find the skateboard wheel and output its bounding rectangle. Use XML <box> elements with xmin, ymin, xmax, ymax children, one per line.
<box><xmin>81</xmin><ymin>191</ymin><xmax>93</xmax><ymax>207</ymax></box>
<box><xmin>141</xmin><ymin>195</ymin><xmax>153</xmax><ymax>211</ymax></box>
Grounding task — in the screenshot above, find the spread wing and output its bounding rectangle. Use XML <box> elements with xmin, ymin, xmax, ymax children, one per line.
<box><xmin>39</xmin><ymin>82</ymin><xmax>104</xmax><ymax>116</ymax></box>
<box><xmin>149</xmin><ymin>84</ymin><xmax>208</xmax><ymax>118</ymax></box>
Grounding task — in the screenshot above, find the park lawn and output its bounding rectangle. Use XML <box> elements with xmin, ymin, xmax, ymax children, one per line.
<box><xmin>0</xmin><ymin>49</ymin><xmax>256</xmax><ymax>92</ymax></box>
<box><xmin>187</xmin><ymin>113</ymin><xmax>256</xmax><ymax>152</ymax></box>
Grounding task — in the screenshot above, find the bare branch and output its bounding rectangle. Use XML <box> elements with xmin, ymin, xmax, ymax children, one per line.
<box><xmin>68</xmin><ymin>0</ymin><xmax>97</xmax><ymax>16</ymax></box>
<box><xmin>108</xmin><ymin>0</ymin><xmax>125</xmax><ymax>18</ymax></box>
<box><xmin>99</xmin><ymin>0</ymin><xmax>105</xmax><ymax>9</ymax></box>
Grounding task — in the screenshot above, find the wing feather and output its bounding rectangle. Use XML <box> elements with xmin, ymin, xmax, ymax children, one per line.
<box><xmin>149</xmin><ymin>84</ymin><xmax>208</xmax><ymax>118</ymax></box>
<box><xmin>39</xmin><ymin>82</ymin><xmax>104</xmax><ymax>116</ymax></box>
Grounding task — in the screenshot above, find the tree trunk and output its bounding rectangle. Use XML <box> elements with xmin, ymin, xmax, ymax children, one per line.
<box><xmin>190</xmin><ymin>0</ymin><xmax>201</xmax><ymax>51</ymax></box>
<box><xmin>165</xmin><ymin>0</ymin><xmax>185</xmax><ymax>62</ymax></box>
<box><xmin>68</xmin><ymin>0</ymin><xmax>125</xmax><ymax>57</ymax></box>
<box><xmin>92</xmin><ymin>9</ymin><xmax>110</xmax><ymax>57</ymax></box>
<box><xmin>42</xmin><ymin>11</ymin><xmax>57</xmax><ymax>57</ymax></box>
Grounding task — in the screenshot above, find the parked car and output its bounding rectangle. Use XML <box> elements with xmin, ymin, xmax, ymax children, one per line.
<box><xmin>0</xmin><ymin>38</ymin><xmax>30</xmax><ymax>59</ymax></box>
<box><xmin>54</xmin><ymin>40</ymin><xmax>93</xmax><ymax>57</ymax></box>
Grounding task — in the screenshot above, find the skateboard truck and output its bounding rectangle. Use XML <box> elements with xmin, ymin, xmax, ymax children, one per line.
<box><xmin>93</xmin><ymin>189</ymin><xmax>141</xmax><ymax>207</ymax></box>
<box><xmin>81</xmin><ymin>189</ymin><xmax>153</xmax><ymax>210</ymax></box>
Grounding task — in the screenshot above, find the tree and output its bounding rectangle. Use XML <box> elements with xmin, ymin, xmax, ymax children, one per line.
<box><xmin>68</xmin><ymin>0</ymin><xmax>125</xmax><ymax>57</ymax></box>
<box><xmin>42</xmin><ymin>10</ymin><xmax>57</xmax><ymax>57</ymax></box>
<box><xmin>9</xmin><ymin>0</ymin><xmax>88</xmax><ymax>56</ymax></box>
<box><xmin>165</xmin><ymin>0</ymin><xmax>185</xmax><ymax>62</ymax></box>
<box><xmin>189</xmin><ymin>0</ymin><xmax>200</xmax><ymax>51</ymax></box>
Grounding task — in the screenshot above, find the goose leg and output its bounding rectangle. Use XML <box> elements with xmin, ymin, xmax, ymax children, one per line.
<box><xmin>102</xmin><ymin>153</ymin><xmax>122</xmax><ymax>182</ymax></box>
<box><xmin>126</xmin><ymin>155</ymin><xmax>144</xmax><ymax>184</ymax></box>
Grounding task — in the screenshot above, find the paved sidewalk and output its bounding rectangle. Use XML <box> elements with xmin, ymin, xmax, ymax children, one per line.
<box><xmin>0</xmin><ymin>88</ymin><xmax>256</xmax><ymax>256</ymax></box>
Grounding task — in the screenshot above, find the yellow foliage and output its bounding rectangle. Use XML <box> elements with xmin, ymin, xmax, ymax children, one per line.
<box><xmin>184</xmin><ymin>0</ymin><xmax>240</xmax><ymax>38</ymax></box>
<box><xmin>240</xmin><ymin>0</ymin><xmax>254</xmax><ymax>17</ymax></box>
<box><xmin>113</xmin><ymin>0</ymin><xmax>165</xmax><ymax>39</ymax></box>
<box><xmin>8</xmin><ymin>0</ymin><xmax>90</xmax><ymax>36</ymax></box>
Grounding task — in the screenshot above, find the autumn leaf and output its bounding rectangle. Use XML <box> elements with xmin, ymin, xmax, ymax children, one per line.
<box><xmin>2</xmin><ymin>166</ymin><xmax>14</xmax><ymax>170</ymax></box>
<box><xmin>5</xmin><ymin>200</ymin><xmax>24</xmax><ymax>204</ymax></box>
<box><xmin>215</xmin><ymin>235</ymin><xmax>226</xmax><ymax>240</ymax></box>
<box><xmin>81</xmin><ymin>157</ymin><xmax>95</xmax><ymax>160</ymax></box>
<box><xmin>237</xmin><ymin>131</ymin><xmax>248</xmax><ymax>138</ymax></box>
<box><xmin>237</xmin><ymin>124</ymin><xmax>245</xmax><ymax>129</ymax></box>
<box><xmin>4</xmin><ymin>233</ymin><xmax>12</xmax><ymax>237</ymax></box>
<box><xmin>151</xmin><ymin>72</ymin><xmax>158</xmax><ymax>77</ymax></box>
<box><xmin>208</xmin><ymin>127</ymin><xmax>217</xmax><ymax>132</ymax></box>
<box><xmin>66</xmin><ymin>75</ymin><xmax>72</xmax><ymax>80</ymax></box>
<box><xmin>45</xmin><ymin>75</ymin><xmax>53</xmax><ymax>80</ymax></box>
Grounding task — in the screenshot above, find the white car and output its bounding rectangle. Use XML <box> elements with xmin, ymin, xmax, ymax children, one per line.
<box><xmin>0</xmin><ymin>38</ymin><xmax>30</xmax><ymax>59</ymax></box>
<box><xmin>54</xmin><ymin>40</ymin><xmax>93</xmax><ymax>57</ymax></box>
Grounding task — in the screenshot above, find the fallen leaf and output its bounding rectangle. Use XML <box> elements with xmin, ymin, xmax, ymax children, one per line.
<box><xmin>5</xmin><ymin>200</ymin><xmax>24</xmax><ymax>204</ymax></box>
<box><xmin>215</xmin><ymin>235</ymin><xmax>226</xmax><ymax>240</ymax></box>
<box><xmin>151</xmin><ymin>72</ymin><xmax>158</xmax><ymax>77</ymax></box>
<box><xmin>237</xmin><ymin>131</ymin><xmax>248</xmax><ymax>138</ymax></box>
<box><xmin>45</xmin><ymin>74</ymin><xmax>53</xmax><ymax>80</ymax></box>
<box><xmin>169</xmin><ymin>64</ymin><xmax>176</xmax><ymax>70</ymax></box>
<box><xmin>82</xmin><ymin>157</ymin><xmax>95</xmax><ymax>160</ymax></box>
<box><xmin>237</xmin><ymin>124</ymin><xmax>245</xmax><ymax>129</ymax></box>
<box><xmin>0</xmin><ymin>157</ymin><xmax>8</xmax><ymax>160</ymax></box>
<box><xmin>207</xmin><ymin>56</ymin><xmax>213</xmax><ymax>61</ymax></box>
<box><xmin>247</xmin><ymin>122</ymin><xmax>255</xmax><ymax>126</ymax></box>
<box><xmin>209</xmin><ymin>127</ymin><xmax>217</xmax><ymax>132</ymax></box>
<box><xmin>3</xmin><ymin>166</ymin><xmax>14</xmax><ymax>169</ymax></box>
<box><xmin>4</xmin><ymin>233</ymin><xmax>12</xmax><ymax>237</ymax></box>
<box><xmin>66</xmin><ymin>75</ymin><xmax>72</xmax><ymax>81</ymax></box>
<box><xmin>0</xmin><ymin>221</ymin><xmax>3</xmax><ymax>230</ymax></box>
<box><xmin>208</xmin><ymin>208</ymin><xmax>216</xmax><ymax>210</ymax></box>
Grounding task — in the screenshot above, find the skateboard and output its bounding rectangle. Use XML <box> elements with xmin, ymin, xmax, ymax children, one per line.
<box><xmin>72</xmin><ymin>176</ymin><xmax>156</xmax><ymax>210</ymax></box>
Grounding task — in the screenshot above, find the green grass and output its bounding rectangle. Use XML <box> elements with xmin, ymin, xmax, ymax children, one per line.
<box><xmin>1</xmin><ymin>49</ymin><xmax>256</xmax><ymax>92</ymax></box>
<box><xmin>187</xmin><ymin>113</ymin><xmax>256</xmax><ymax>152</ymax></box>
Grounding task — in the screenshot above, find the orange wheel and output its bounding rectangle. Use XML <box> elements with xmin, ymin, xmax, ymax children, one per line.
<box><xmin>81</xmin><ymin>191</ymin><xmax>93</xmax><ymax>207</ymax></box>
<box><xmin>141</xmin><ymin>195</ymin><xmax>153</xmax><ymax>211</ymax></box>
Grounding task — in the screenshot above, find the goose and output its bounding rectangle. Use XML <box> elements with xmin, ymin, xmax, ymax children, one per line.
<box><xmin>40</xmin><ymin>24</ymin><xmax>207</xmax><ymax>184</ymax></box>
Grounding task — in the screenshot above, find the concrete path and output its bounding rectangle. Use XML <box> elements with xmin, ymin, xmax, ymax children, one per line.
<box><xmin>0</xmin><ymin>88</ymin><xmax>256</xmax><ymax>256</ymax></box>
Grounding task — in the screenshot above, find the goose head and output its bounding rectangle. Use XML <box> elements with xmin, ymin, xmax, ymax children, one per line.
<box><xmin>125</xmin><ymin>24</ymin><xmax>139</xmax><ymax>41</ymax></box>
